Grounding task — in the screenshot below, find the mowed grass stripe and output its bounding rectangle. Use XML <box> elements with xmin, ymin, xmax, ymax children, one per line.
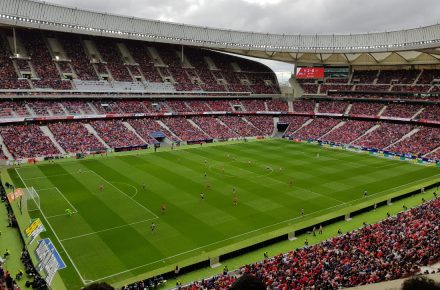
<box><xmin>40</xmin><ymin>163</ymin><xmax>166</xmax><ymax>280</ymax></box>
<box><xmin>80</xmin><ymin>159</ymin><xmax>223</xmax><ymax>247</ymax></box>
<box><xmin>10</xmin><ymin>139</ymin><xmax>440</xmax><ymax>289</ymax></box>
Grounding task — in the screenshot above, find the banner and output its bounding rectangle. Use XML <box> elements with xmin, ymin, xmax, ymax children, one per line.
<box><xmin>7</xmin><ymin>188</ymin><xmax>24</xmax><ymax>203</ymax></box>
<box><xmin>35</xmin><ymin>238</ymin><xmax>66</xmax><ymax>285</ymax></box>
<box><xmin>25</xmin><ymin>218</ymin><xmax>46</xmax><ymax>244</ymax></box>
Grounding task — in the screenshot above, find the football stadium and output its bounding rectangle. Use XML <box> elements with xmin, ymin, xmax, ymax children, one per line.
<box><xmin>0</xmin><ymin>0</ymin><xmax>440</xmax><ymax>289</ymax></box>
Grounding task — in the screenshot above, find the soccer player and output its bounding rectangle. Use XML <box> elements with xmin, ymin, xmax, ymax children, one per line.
<box><xmin>363</xmin><ymin>190</ymin><xmax>368</xmax><ymax>198</ymax></box>
<box><xmin>99</xmin><ymin>184</ymin><xmax>104</xmax><ymax>192</ymax></box>
<box><xmin>374</xmin><ymin>203</ymin><xmax>377</xmax><ymax>211</ymax></box>
<box><xmin>312</xmin><ymin>226</ymin><xmax>316</xmax><ymax>236</ymax></box>
<box><xmin>200</xmin><ymin>192</ymin><xmax>205</xmax><ymax>200</ymax></box>
<box><xmin>233</xmin><ymin>194</ymin><xmax>238</xmax><ymax>206</ymax></box>
<box><xmin>316</xmin><ymin>153</ymin><xmax>320</xmax><ymax>159</ymax></box>
<box><xmin>301</xmin><ymin>208</ymin><xmax>304</xmax><ymax>217</ymax></box>
<box><xmin>142</xmin><ymin>182</ymin><xmax>146</xmax><ymax>190</ymax></box>
<box><xmin>161</xmin><ymin>203</ymin><xmax>167</xmax><ymax>213</ymax></box>
<box><xmin>204</xmin><ymin>172</ymin><xmax>207</xmax><ymax>178</ymax></box>
<box><xmin>232</xmin><ymin>187</ymin><xmax>236</xmax><ymax>194</ymax></box>
<box><xmin>204</xmin><ymin>159</ymin><xmax>208</xmax><ymax>165</ymax></box>
<box><xmin>318</xmin><ymin>224</ymin><xmax>323</xmax><ymax>235</ymax></box>
<box><xmin>151</xmin><ymin>222</ymin><xmax>156</xmax><ymax>232</ymax></box>
<box><xmin>421</xmin><ymin>187</ymin><xmax>425</xmax><ymax>193</ymax></box>
<box><xmin>248</xmin><ymin>160</ymin><xmax>252</xmax><ymax>166</ymax></box>
<box><xmin>77</xmin><ymin>168</ymin><xmax>82</xmax><ymax>174</ymax></box>
<box><xmin>289</xmin><ymin>179</ymin><xmax>293</xmax><ymax>187</ymax></box>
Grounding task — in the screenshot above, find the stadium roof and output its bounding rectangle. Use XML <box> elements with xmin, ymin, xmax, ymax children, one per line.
<box><xmin>1</xmin><ymin>0</ymin><xmax>440</xmax><ymax>66</ymax></box>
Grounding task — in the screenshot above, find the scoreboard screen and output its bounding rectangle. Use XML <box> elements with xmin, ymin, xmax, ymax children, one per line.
<box><xmin>296</xmin><ymin>67</ymin><xmax>325</xmax><ymax>79</ymax></box>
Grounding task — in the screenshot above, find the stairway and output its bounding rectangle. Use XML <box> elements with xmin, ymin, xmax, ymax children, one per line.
<box><xmin>156</xmin><ymin>120</ymin><xmax>181</xmax><ymax>141</ymax></box>
<box><xmin>39</xmin><ymin>126</ymin><xmax>66</xmax><ymax>155</ymax></box>
<box><xmin>319</xmin><ymin>121</ymin><xmax>346</xmax><ymax>139</ymax></box>
<box><xmin>25</xmin><ymin>104</ymin><xmax>36</xmax><ymax>116</ymax></box>
<box><xmin>344</xmin><ymin>104</ymin><xmax>352</xmax><ymax>115</ymax></box>
<box><xmin>0</xmin><ymin>135</ymin><xmax>13</xmax><ymax>160</ymax></box>
<box><xmin>241</xmin><ymin>117</ymin><xmax>262</xmax><ymax>133</ymax></box>
<box><xmin>83</xmin><ymin>124</ymin><xmax>110</xmax><ymax>149</ymax></box>
<box><xmin>384</xmin><ymin>128</ymin><xmax>420</xmax><ymax>150</ymax></box>
<box><xmin>272</xmin><ymin>117</ymin><xmax>279</xmax><ymax>137</ymax></box>
<box><xmin>314</xmin><ymin>102</ymin><xmax>319</xmax><ymax>113</ymax></box>
<box><xmin>411</xmin><ymin>108</ymin><xmax>425</xmax><ymax>120</ymax></box>
<box><xmin>423</xmin><ymin>145</ymin><xmax>440</xmax><ymax>158</ymax></box>
<box><xmin>123</xmin><ymin>122</ymin><xmax>149</xmax><ymax>144</ymax></box>
<box><xmin>288</xmin><ymin>77</ymin><xmax>304</xmax><ymax>98</ymax></box>
<box><xmin>290</xmin><ymin>118</ymin><xmax>314</xmax><ymax>135</ymax></box>
<box><xmin>264</xmin><ymin>101</ymin><xmax>269</xmax><ymax>112</ymax></box>
<box><xmin>287</xmin><ymin>101</ymin><xmax>294</xmax><ymax>112</ymax></box>
<box><xmin>187</xmin><ymin>119</ymin><xmax>210</xmax><ymax>137</ymax></box>
<box><xmin>58</xmin><ymin>102</ymin><xmax>70</xmax><ymax>116</ymax></box>
<box><xmin>378</xmin><ymin>105</ymin><xmax>387</xmax><ymax>116</ymax></box>
<box><xmin>349</xmin><ymin>124</ymin><xmax>380</xmax><ymax>145</ymax></box>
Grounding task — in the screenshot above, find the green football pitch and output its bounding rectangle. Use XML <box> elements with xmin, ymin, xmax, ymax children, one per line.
<box><xmin>8</xmin><ymin>139</ymin><xmax>440</xmax><ymax>289</ymax></box>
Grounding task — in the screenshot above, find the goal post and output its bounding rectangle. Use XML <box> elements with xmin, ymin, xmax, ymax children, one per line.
<box><xmin>22</xmin><ymin>187</ymin><xmax>41</xmax><ymax>213</ymax></box>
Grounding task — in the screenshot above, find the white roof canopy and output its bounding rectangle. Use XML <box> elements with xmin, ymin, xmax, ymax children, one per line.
<box><xmin>1</xmin><ymin>0</ymin><xmax>440</xmax><ymax>65</ymax></box>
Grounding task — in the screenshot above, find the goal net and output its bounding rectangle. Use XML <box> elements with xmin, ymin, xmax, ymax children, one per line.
<box><xmin>21</xmin><ymin>187</ymin><xmax>41</xmax><ymax>213</ymax></box>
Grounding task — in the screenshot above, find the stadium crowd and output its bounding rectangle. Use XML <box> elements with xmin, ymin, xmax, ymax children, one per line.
<box><xmin>48</xmin><ymin>122</ymin><xmax>106</xmax><ymax>153</ymax></box>
<box><xmin>291</xmin><ymin>118</ymin><xmax>341</xmax><ymax>140</ymax></box>
<box><xmin>173</xmin><ymin>197</ymin><xmax>440</xmax><ymax>290</ymax></box>
<box><xmin>353</xmin><ymin>123</ymin><xmax>413</xmax><ymax>150</ymax></box>
<box><xmin>320</xmin><ymin>120</ymin><xmax>373</xmax><ymax>144</ymax></box>
<box><xmin>88</xmin><ymin>120</ymin><xmax>145</xmax><ymax>148</ymax></box>
<box><xmin>162</xmin><ymin>117</ymin><xmax>211</xmax><ymax>141</ymax></box>
<box><xmin>191</xmin><ymin>117</ymin><xmax>239</xmax><ymax>140</ymax></box>
<box><xmin>0</xmin><ymin>124</ymin><xmax>61</xmax><ymax>159</ymax></box>
<box><xmin>219</xmin><ymin>116</ymin><xmax>262</xmax><ymax>137</ymax></box>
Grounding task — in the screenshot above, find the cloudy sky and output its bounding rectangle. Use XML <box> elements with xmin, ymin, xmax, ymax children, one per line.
<box><xmin>45</xmin><ymin>0</ymin><xmax>440</xmax><ymax>83</ymax></box>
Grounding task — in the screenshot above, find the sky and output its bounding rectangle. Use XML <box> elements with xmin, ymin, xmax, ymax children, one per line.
<box><xmin>45</xmin><ymin>0</ymin><xmax>440</xmax><ymax>83</ymax></box>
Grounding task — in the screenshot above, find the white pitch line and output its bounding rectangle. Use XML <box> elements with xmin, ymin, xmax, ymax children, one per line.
<box><xmin>14</xmin><ymin>168</ymin><xmax>88</xmax><ymax>285</ymax></box>
<box><xmin>87</xmin><ymin>169</ymin><xmax>158</xmax><ymax>219</ymax></box>
<box><xmin>36</xmin><ymin>187</ymin><xmax>79</xmax><ymax>214</ymax></box>
<box><xmin>111</xmin><ymin>182</ymin><xmax>139</xmax><ymax>198</ymax></box>
<box><xmin>35</xmin><ymin>187</ymin><xmax>58</xmax><ymax>192</ymax></box>
<box><xmin>59</xmin><ymin>218</ymin><xmax>157</xmax><ymax>242</ymax></box>
<box><xmin>46</xmin><ymin>210</ymin><xmax>78</xmax><ymax>219</ymax></box>
<box><xmin>83</xmin><ymin>173</ymin><xmax>440</xmax><ymax>284</ymax></box>
<box><xmin>16</xmin><ymin>170</ymin><xmax>91</xmax><ymax>181</ymax></box>
<box><xmin>85</xmin><ymin>201</ymin><xmax>347</xmax><ymax>284</ymax></box>
<box><xmin>292</xmin><ymin>186</ymin><xmax>346</xmax><ymax>204</ymax></box>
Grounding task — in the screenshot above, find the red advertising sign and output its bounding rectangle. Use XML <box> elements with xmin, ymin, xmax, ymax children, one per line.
<box><xmin>296</xmin><ymin>67</ymin><xmax>324</xmax><ymax>79</ymax></box>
